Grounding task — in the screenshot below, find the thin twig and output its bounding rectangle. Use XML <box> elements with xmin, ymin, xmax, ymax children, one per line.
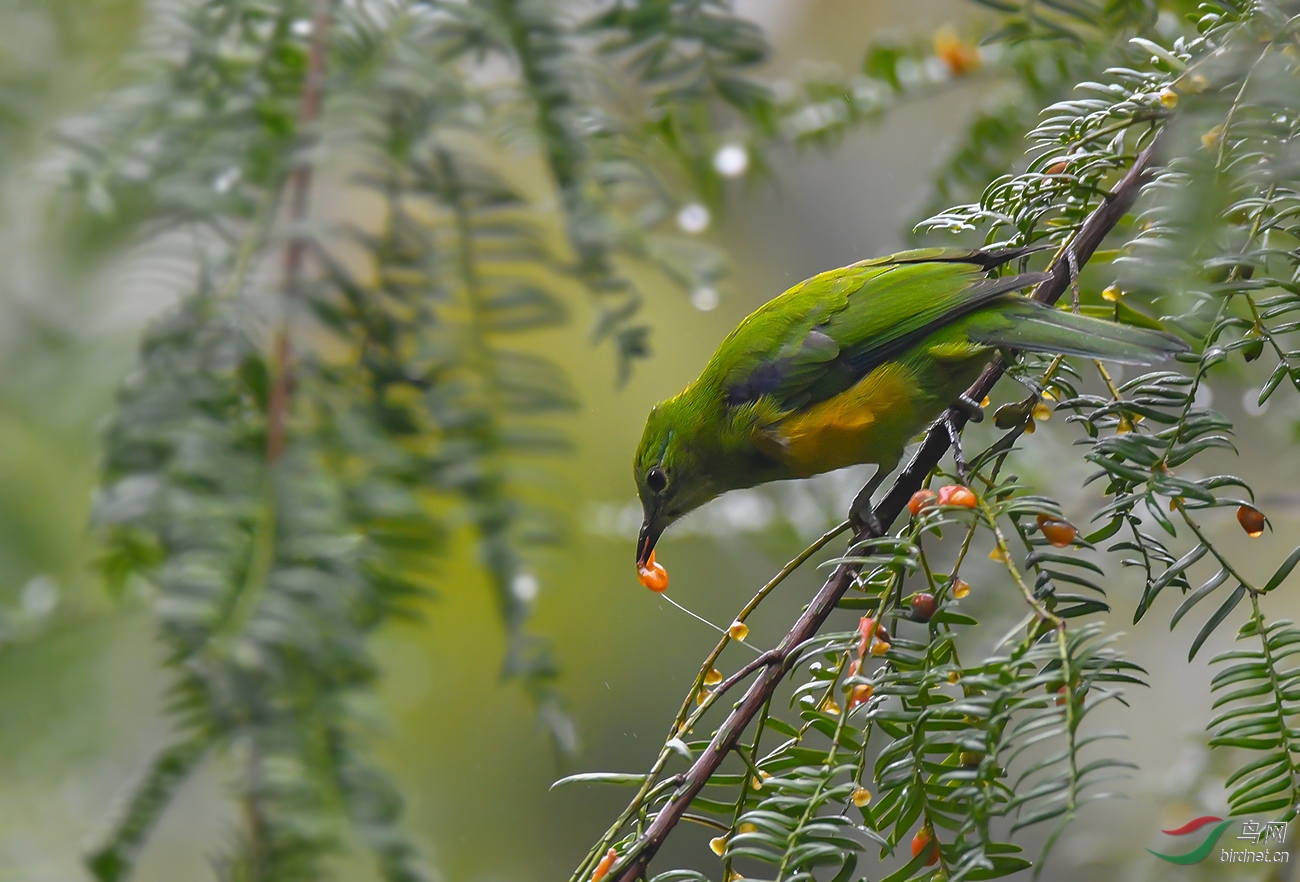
<box><xmin>265</xmin><ymin>0</ymin><xmax>331</xmax><ymax>463</ymax></box>
<box><xmin>607</xmin><ymin>129</ymin><xmax>1169</xmax><ymax>882</ymax></box>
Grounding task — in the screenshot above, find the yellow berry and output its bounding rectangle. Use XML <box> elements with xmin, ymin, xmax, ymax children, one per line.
<box><xmin>1159</xmin><ymin>88</ymin><xmax>1179</xmax><ymax>108</ymax></box>
<box><xmin>1102</xmin><ymin>284</ymin><xmax>1122</xmax><ymax>302</ymax></box>
<box><xmin>947</xmin><ymin>670</ymin><xmax>961</xmax><ymax>684</ymax></box>
<box><xmin>851</xmin><ymin>787</ymin><xmax>873</xmax><ymax>807</ymax></box>
<box><xmin>709</xmin><ymin>835</ymin><xmax>728</xmax><ymax>856</ymax></box>
<box><xmin>738</xmin><ymin>823</ymin><xmax>757</xmax><ymax>835</ymax></box>
<box><xmin>703</xmin><ymin>668</ymin><xmax>723</xmax><ymax>686</ymax></box>
<box><xmin>989</xmin><ymin>546</ymin><xmax>1009</xmax><ymax>563</ymax></box>
<box><xmin>728</xmin><ymin>621</ymin><xmax>749</xmax><ymax>642</ymax></box>
<box><xmin>870</xmin><ymin>640</ymin><xmax>891</xmax><ymax>657</ymax></box>
<box><xmin>952</xmin><ymin>579</ymin><xmax>971</xmax><ymax>600</ymax></box>
<box><xmin>1201</xmin><ymin>124</ymin><xmax>1224</xmax><ymax>151</ymax></box>
<box><xmin>1032</xmin><ymin>402</ymin><xmax>1051</xmax><ymax>421</ymax></box>
<box><xmin>820</xmin><ymin>697</ymin><xmax>842</xmax><ymax>716</ymax></box>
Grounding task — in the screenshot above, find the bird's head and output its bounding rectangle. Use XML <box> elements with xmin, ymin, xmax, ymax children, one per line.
<box><xmin>633</xmin><ymin>397</ymin><xmax>722</xmax><ymax>568</ymax></box>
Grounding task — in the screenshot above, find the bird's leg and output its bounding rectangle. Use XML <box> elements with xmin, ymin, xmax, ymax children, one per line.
<box><xmin>943</xmin><ymin>409</ymin><xmax>972</xmax><ymax>484</ymax></box>
<box><xmin>952</xmin><ymin>393</ymin><xmax>985</xmax><ymax>423</ymax></box>
<box><xmin>848</xmin><ymin>468</ymin><xmax>888</xmax><ymax>536</ymax></box>
<box><xmin>1066</xmin><ymin>248</ymin><xmax>1081</xmax><ymax>313</ymax></box>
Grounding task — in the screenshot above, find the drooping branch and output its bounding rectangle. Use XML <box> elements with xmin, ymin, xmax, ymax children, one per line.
<box><xmin>610</xmin><ymin>129</ymin><xmax>1168</xmax><ymax>882</ymax></box>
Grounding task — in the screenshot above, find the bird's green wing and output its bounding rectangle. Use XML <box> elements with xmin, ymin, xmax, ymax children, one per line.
<box><xmin>708</xmin><ymin>249</ymin><xmax>1045</xmax><ymax>413</ymax></box>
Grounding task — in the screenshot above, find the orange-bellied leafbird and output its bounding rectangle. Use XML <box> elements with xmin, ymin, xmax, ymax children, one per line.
<box><xmin>633</xmin><ymin>247</ymin><xmax>1188</xmax><ymax>569</ymax></box>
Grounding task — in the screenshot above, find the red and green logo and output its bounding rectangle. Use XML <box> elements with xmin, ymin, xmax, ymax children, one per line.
<box><xmin>1148</xmin><ymin>816</ymin><xmax>1234</xmax><ymax>864</ymax></box>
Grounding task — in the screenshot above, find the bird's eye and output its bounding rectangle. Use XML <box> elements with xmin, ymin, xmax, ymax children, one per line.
<box><xmin>646</xmin><ymin>466</ymin><xmax>668</xmax><ymax>493</ymax></box>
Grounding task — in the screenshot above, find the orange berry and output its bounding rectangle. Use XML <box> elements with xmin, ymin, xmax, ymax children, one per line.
<box><xmin>988</xmin><ymin>546</ymin><xmax>1009</xmax><ymax>563</ymax></box>
<box><xmin>1036</xmin><ymin>513</ymin><xmax>1077</xmax><ymax>547</ymax></box>
<box><xmin>870</xmin><ymin>639</ymin><xmax>892</xmax><ymax>657</ymax></box>
<box><xmin>846</xmin><ymin>659</ymin><xmax>860</xmax><ymax>678</ymax></box>
<box><xmin>934</xmin><ymin>26</ymin><xmax>979</xmax><ymax>76</ymax></box>
<box><xmin>1055</xmin><ymin>686</ymin><xmax>1068</xmax><ymax>707</ymax></box>
<box><xmin>1044</xmin><ymin>160</ymin><xmax>1068</xmax><ymax>175</ymax></box>
<box><xmin>591</xmin><ymin>848</ymin><xmax>618</xmax><ymax>882</ymax></box>
<box><xmin>637</xmin><ymin>551</ymin><xmax>669</xmax><ymax>592</ymax></box>
<box><xmin>1237</xmin><ymin>505</ymin><xmax>1265</xmax><ymax>538</ymax></box>
<box><xmin>911</xmin><ymin>827</ymin><xmax>939</xmax><ymax>866</ymax></box>
<box><xmin>908</xmin><ymin>488</ymin><xmax>939</xmax><ymax>516</ymax></box>
<box><xmin>851</xmin><ymin>786</ymin><xmax>873</xmax><ymax>807</ymax></box>
<box><xmin>910</xmin><ymin>592</ymin><xmax>938</xmax><ymax>623</ymax></box>
<box><xmin>848</xmin><ymin>682</ymin><xmax>874</xmax><ymax>709</ymax></box>
<box><xmin>951</xmin><ymin>578</ymin><xmax>970</xmax><ymax>599</ymax></box>
<box><xmin>856</xmin><ymin>616</ymin><xmax>887</xmax><ymax>656</ymax></box>
<box><xmin>938</xmin><ymin>485</ymin><xmax>977</xmax><ymax>508</ymax></box>
<box><xmin>728</xmin><ymin>620</ymin><xmax>749</xmax><ymax>642</ymax></box>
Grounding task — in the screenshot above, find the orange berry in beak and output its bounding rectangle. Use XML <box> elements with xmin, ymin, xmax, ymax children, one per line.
<box><xmin>1036</xmin><ymin>513</ymin><xmax>1077</xmax><ymax>547</ymax></box>
<box><xmin>637</xmin><ymin>550</ymin><xmax>669</xmax><ymax>592</ymax></box>
<box><xmin>1237</xmin><ymin>505</ymin><xmax>1265</xmax><ymax>538</ymax></box>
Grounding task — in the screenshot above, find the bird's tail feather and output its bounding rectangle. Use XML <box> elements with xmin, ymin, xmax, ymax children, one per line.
<box><xmin>969</xmin><ymin>297</ymin><xmax>1189</xmax><ymax>365</ymax></box>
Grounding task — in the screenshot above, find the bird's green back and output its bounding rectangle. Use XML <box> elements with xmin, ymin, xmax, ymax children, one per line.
<box><xmin>692</xmin><ymin>249</ymin><xmax>1043</xmax><ymax>416</ymax></box>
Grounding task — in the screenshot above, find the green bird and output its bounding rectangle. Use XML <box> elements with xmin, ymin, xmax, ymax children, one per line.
<box><xmin>633</xmin><ymin>247</ymin><xmax>1188</xmax><ymax>567</ymax></box>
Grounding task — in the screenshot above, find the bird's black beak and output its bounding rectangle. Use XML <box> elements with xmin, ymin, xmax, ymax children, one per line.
<box><xmin>636</xmin><ymin>516</ymin><xmax>664</xmax><ymax>569</ymax></box>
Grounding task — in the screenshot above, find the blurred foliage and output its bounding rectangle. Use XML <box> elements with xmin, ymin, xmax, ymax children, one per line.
<box><xmin>36</xmin><ymin>0</ymin><xmax>1003</xmax><ymax>878</ymax></box>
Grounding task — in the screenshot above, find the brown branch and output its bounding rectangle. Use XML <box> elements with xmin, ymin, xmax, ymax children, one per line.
<box><xmin>610</xmin><ymin>130</ymin><xmax>1168</xmax><ymax>882</ymax></box>
<box><xmin>265</xmin><ymin>0</ymin><xmax>331</xmax><ymax>463</ymax></box>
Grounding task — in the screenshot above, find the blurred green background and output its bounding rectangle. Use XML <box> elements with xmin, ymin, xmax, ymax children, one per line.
<box><xmin>1</xmin><ymin>2</ymin><xmax>1299</xmax><ymax>881</ymax></box>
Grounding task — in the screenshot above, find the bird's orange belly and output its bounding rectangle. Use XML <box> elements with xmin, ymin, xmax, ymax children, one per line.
<box><xmin>771</xmin><ymin>363</ymin><xmax>922</xmax><ymax>478</ymax></box>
